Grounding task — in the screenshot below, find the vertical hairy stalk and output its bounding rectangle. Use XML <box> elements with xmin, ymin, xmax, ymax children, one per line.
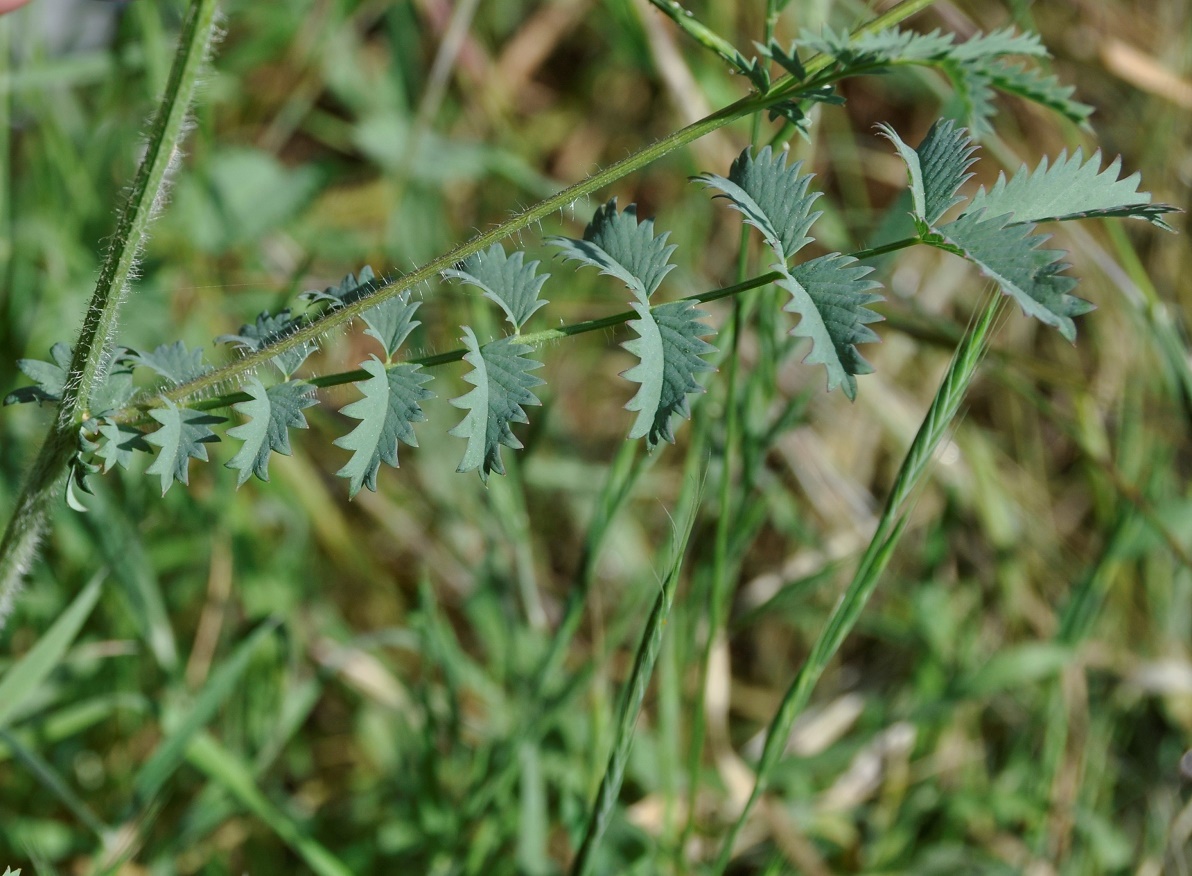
<box><xmin>712</xmin><ymin>292</ymin><xmax>1004</xmax><ymax>873</ymax></box>
<box><xmin>0</xmin><ymin>0</ymin><xmax>220</xmax><ymax>627</ymax></box>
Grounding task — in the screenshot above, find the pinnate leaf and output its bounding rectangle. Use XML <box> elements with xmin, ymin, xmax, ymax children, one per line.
<box><xmin>334</xmin><ymin>357</ymin><xmax>433</xmax><ymax>497</ymax></box>
<box><xmin>224</xmin><ymin>378</ymin><xmax>318</xmax><ymax>486</ymax></box>
<box><xmin>775</xmin><ymin>254</ymin><xmax>884</xmax><ymax>400</ymax></box>
<box><xmin>879</xmin><ymin>118</ymin><xmax>978</xmax><ymax>227</ymax></box>
<box><xmin>966</xmin><ymin>149</ymin><xmax>1178</xmax><ymax>230</ymax></box>
<box><xmin>696</xmin><ymin>146</ymin><xmax>821</xmax><ymax>264</ymax></box>
<box><xmin>442</xmin><ymin>243</ymin><xmax>549</xmax><ymax>332</ymax></box>
<box><xmin>144</xmin><ymin>400</ymin><xmax>224</xmax><ymax>495</ymax></box>
<box><xmin>361</xmin><ymin>291</ymin><xmax>422</xmax><ymax>361</ymax></box>
<box><xmin>935</xmin><ymin>210</ymin><xmax>1088</xmax><ymax>341</ymax></box>
<box><xmin>449</xmin><ymin>328</ymin><xmax>544</xmax><ymax>481</ymax></box>
<box><xmin>622</xmin><ymin>299</ymin><xmax>716</xmax><ymax>447</ymax></box>
<box><xmin>551</xmin><ymin>200</ymin><xmax>676</xmax><ymax>302</ymax></box>
<box><xmin>119</xmin><ymin>341</ymin><xmax>212</xmax><ymax>385</ymax></box>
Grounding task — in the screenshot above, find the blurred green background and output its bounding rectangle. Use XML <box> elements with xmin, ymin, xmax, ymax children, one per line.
<box><xmin>0</xmin><ymin>0</ymin><xmax>1189</xmax><ymax>873</ymax></box>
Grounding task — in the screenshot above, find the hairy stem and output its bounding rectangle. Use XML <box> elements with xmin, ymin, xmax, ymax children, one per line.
<box><xmin>710</xmin><ymin>292</ymin><xmax>1003</xmax><ymax>872</ymax></box>
<box><xmin>0</xmin><ymin>0</ymin><xmax>220</xmax><ymax>628</ymax></box>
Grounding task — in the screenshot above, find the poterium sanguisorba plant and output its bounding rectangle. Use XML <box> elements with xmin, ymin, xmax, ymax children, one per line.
<box><xmin>0</xmin><ymin>0</ymin><xmax>1180</xmax><ymax>867</ymax></box>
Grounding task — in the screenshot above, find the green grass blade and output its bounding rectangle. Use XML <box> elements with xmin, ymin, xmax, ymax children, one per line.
<box><xmin>133</xmin><ymin>618</ymin><xmax>280</xmax><ymax>805</ymax></box>
<box><xmin>712</xmin><ymin>293</ymin><xmax>1003</xmax><ymax>873</ymax></box>
<box><xmin>570</xmin><ymin>473</ymin><xmax>702</xmax><ymax>876</ymax></box>
<box><xmin>83</xmin><ymin>489</ymin><xmax>177</xmax><ymax>672</ymax></box>
<box><xmin>0</xmin><ymin>727</ymin><xmax>109</xmax><ymax>839</ymax></box>
<box><xmin>184</xmin><ymin>733</ymin><xmax>353</xmax><ymax>876</ymax></box>
<box><xmin>0</xmin><ymin>571</ymin><xmax>104</xmax><ymax>727</ymax></box>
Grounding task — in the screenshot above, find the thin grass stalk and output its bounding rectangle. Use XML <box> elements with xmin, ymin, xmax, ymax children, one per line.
<box><xmin>0</xmin><ymin>0</ymin><xmax>220</xmax><ymax>627</ymax></box>
<box><xmin>682</xmin><ymin>3</ymin><xmax>784</xmax><ymax>841</ymax></box>
<box><xmin>711</xmin><ymin>291</ymin><xmax>1005</xmax><ymax>873</ymax></box>
<box><xmin>570</xmin><ymin>470</ymin><xmax>703</xmax><ymax>876</ymax></box>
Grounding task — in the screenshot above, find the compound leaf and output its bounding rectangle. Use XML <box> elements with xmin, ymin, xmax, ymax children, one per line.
<box><xmin>119</xmin><ymin>341</ymin><xmax>212</xmax><ymax>385</ymax></box>
<box><xmin>696</xmin><ymin>146</ymin><xmax>821</xmax><ymax>264</ymax></box>
<box><xmin>216</xmin><ymin>309</ymin><xmax>317</xmax><ymax>378</ymax></box>
<box><xmin>622</xmin><ymin>299</ymin><xmax>716</xmax><ymax>447</ymax></box>
<box><xmin>776</xmin><ymin>254</ymin><xmax>884</xmax><ymax>400</ymax></box>
<box><xmin>361</xmin><ymin>290</ymin><xmax>422</xmax><ymax>362</ymax></box>
<box><xmin>95</xmin><ymin>419</ymin><xmax>151</xmax><ymax>473</ymax></box>
<box><xmin>966</xmin><ymin>149</ymin><xmax>1178</xmax><ymax>230</ymax></box>
<box><xmin>448</xmin><ymin>328</ymin><xmax>544</xmax><ymax>482</ymax></box>
<box><xmin>224</xmin><ymin>378</ymin><xmax>318</xmax><ymax>486</ymax></box>
<box><xmin>144</xmin><ymin>400</ymin><xmax>224</xmax><ymax>495</ymax></box>
<box><xmin>551</xmin><ymin>200</ymin><xmax>676</xmax><ymax>303</ymax></box>
<box><xmin>442</xmin><ymin>243</ymin><xmax>549</xmax><ymax>332</ymax></box>
<box><xmin>879</xmin><ymin>118</ymin><xmax>979</xmax><ymax>228</ymax></box>
<box><xmin>334</xmin><ymin>357</ymin><xmax>433</xmax><ymax>497</ymax></box>
<box><xmin>935</xmin><ymin>210</ymin><xmax>1089</xmax><ymax>341</ymax></box>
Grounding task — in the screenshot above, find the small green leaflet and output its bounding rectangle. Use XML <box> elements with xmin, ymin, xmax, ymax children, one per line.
<box><xmin>698</xmin><ymin>148</ymin><xmax>882</xmax><ymax>398</ymax></box>
<box><xmin>965</xmin><ymin>149</ymin><xmax>1179</xmax><ymax>230</ymax></box>
<box><xmin>3</xmin><ymin>342</ymin><xmax>134</xmax><ymax>415</ymax></box>
<box><xmin>696</xmin><ymin>146</ymin><xmax>821</xmax><ymax>264</ymax></box>
<box><xmin>449</xmin><ymin>328</ymin><xmax>543</xmax><ymax>482</ymax></box>
<box><xmin>759</xmin><ymin>39</ymin><xmax>806</xmax><ymax>80</ymax></box>
<box><xmin>775</xmin><ymin>254</ymin><xmax>883</xmax><ymax>400</ymax></box>
<box><xmin>361</xmin><ymin>290</ymin><xmax>422</xmax><ymax>362</ymax></box>
<box><xmin>95</xmin><ymin>419</ymin><xmax>150</xmax><ymax>473</ymax></box>
<box><xmin>623</xmin><ymin>300</ymin><xmax>716</xmax><ymax>447</ymax></box>
<box><xmin>119</xmin><ymin>341</ymin><xmax>212</xmax><ymax>385</ymax></box>
<box><xmin>66</xmin><ymin>451</ymin><xmax>98</xmax><ymax>512</ymax></box>
<box><xmin>335</xmin><ymin>357</ymin><xmax>433</xmax><ymax>497</ymax></box>
<box><xmin>937</xmin><ymin>210</ymin><xmax>1088</xmax><ymax>341</ymax></box>
<box><xmin>216</xmin><ymin>309</ymin><xmax>317</xmax><ymax>378</ymax></box>
<box><xmin>300</xmin><ymin>265</ymin><xmax>378</xmax><ymax>309</ymax></box>
<box><xmin>799</xmin><ymin>25</ymin><xmax>955</xmax><ymax>66</ymax></box>
<box><xmin>551</xmin><ymin>200</ymin><xmax>676</xmax><ymax>303</ymax></box>
<box><xmin>144</xmin><ymin>400</ymin><xmax>224</xmax><ymax>495</ymax></box>
<box><xmin>800</xmin><ymin>25</ymin><xmax>1091</xmax><ymax>138</ymax></box>
<box><xmin>224</xmin><ymin>378</ymin><xmax>318</xmax><ymax>486</ymax></box>
<box><xmin>878</xmin><ymin>119</ymin><xmax>978</xmax><ymax>229</ymax></box>
<box><xmin>442</xmin><ymin>244</ymin><xmax>549</xmax><ymax>332</ymax></box>
<box><xmin>978</xmin><ymin>62</ymin><xmax>1093</xmax><ymax>131</ymax></box>
<box><xmin>3</xmin><ymin>341</ymin><xmax>73</xmax><ymax>405</ymax></box>
<box><xmin>556</xmin><ymin>201</ymin><xmax>717</xmax><ymax>442</ymax></box>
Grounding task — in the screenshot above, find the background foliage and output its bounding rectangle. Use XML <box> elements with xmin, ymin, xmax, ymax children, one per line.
<box><xmin>0</xmin><ymin>0</ymin><xmax>1189</xmax><ymax>873</ymax></box>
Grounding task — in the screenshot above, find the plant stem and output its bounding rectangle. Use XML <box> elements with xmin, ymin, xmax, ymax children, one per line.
<box><xmin>711</xmin><ymin>291</ymin><xmax>1003</xmax><ymax>873</ymax></box>
<box><xmin>0</xmin><ymin>0</ymin><xmax>219</xmax><ymax>627</ymax></box>
<box><xmin>147</xmin><ymin>0</ymin><xmax>938</xmax><ymax>410</ymax></box>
